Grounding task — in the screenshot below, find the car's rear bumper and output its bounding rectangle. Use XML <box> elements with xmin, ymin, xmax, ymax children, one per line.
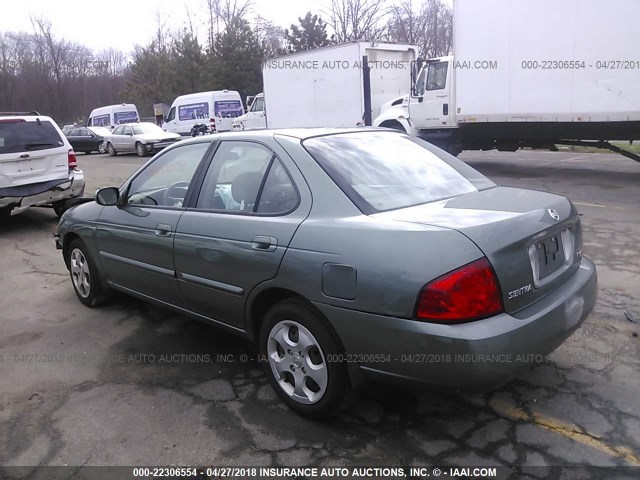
<box><xmin>314</xmin><ymin>256</ymin><xmax>597</xmax><ymax>391</ymax></box>
<box><xmin>0</xmin><ymin>170</ymin><xmax>86</xmax><ymax>210</ymax></box>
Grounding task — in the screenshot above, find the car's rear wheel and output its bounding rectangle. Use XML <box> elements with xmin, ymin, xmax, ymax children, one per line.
<box><xmin>98</xmin><ymin>141</ymin><xmax>106</xmax><ymax>154</ymax></box>
<box><xmin>0</xmin><ymin>206</ymin><xmax>12</xmax><ymax>220</ymax></box>
<box><xmin>52</xmin><ymin>200</ymin><xmax>68</xmax><ymax>218</ymax></box>
<box><xmin>136</xmin><ymin>142</ymin><xmax>147</xmax><ymax>157</ymax></box>
<box><xmin>259</xmin><ymin>299</ymin><xmax>351</xmax><ymax>418</ymax></box>
<box><xmin>107</xmin><ymin>143</ymin><xmax>117</xmax><ymax>156</ymax></box>
<box><xmin>67</xmin><ymin>239</ymin><xmax>107</xmax><ymax>307</ymax></box>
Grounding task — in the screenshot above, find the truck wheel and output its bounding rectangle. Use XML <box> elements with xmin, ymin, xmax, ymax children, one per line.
<box><xmin>259</xmin><ymin>299</ymin><xmax>352</xmax><ymax>418</ymax></box>
<box><xmin>67</xmin><ymin>239</ymin><xmax>108</xmax><ymax>307</ymax></box>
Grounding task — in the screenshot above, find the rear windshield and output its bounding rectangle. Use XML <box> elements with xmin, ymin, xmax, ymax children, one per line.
<box><xmin>0</xmin><ymin>120</ymin><xmax>64</xmax><ymax>154</ymax></box>
<box><xmin>302</xmin><ymin>131</ymin><xmax>494</xmax><ymax>213</ymax></box>
<box><xmin>214</xmin><ymin>100</ymin><xmax>243</xmax><ymax>118</ymax></box>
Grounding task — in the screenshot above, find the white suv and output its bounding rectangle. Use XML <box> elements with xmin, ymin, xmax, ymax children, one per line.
<box><xmin>0</xmin><ymin>112</ymin><xmax>85</xmax><ymax>218</ymax></box>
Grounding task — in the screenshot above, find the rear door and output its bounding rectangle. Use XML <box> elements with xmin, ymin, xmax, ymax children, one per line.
<box><xmin>0</xmin><ymin>118</ymin><xmax>69</xmax><ymax>188</ymax></box>
<box><xmin>174</xmin><ymin>139</ymin><xmax>310</xmax><ymax>329</ymax></box>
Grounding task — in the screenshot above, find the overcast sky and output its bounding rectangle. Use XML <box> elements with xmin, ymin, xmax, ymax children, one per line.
<box><xmin>0</xmin><ymin>0</ymin><xmax>339</xmax><ymax>53</ymax></box>
<box><xmin>1</xmin><ymin>0</ymin><xmax>452</xmax><ymax>54</ymax></box>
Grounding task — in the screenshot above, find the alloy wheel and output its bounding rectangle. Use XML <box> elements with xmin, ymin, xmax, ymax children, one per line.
<box><xmin>70</xmin><ymin>248</ymin><xmax>91</xmax><ymax>298</ymax></box>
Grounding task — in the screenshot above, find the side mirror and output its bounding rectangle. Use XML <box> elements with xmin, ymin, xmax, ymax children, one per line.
<box><xmin>95</xmin><ymin>187</ymin><xmax>120</xmax><ymax>206</ymax></box>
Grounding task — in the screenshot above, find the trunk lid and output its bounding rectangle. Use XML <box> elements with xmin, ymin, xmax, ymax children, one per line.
<box><xmin>374</xmin><ymin>186</ymin><xmax>583</xmax><ymax>313</ymax></box>
<box><xmin>0</xmin><ymin>118</ymin><xmax>69</xmax><ymax>188</ymax></box>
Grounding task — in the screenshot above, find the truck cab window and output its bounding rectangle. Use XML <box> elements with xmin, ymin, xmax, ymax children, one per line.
<box><xmin>250</xmin><ymin>97</ymin><xmax>264</xmax><ymax>113</ymax></box>
<box><xmin>426</xmin><ymin>62</ymin><xmax>448</xmax><ymax>91</ymax></box>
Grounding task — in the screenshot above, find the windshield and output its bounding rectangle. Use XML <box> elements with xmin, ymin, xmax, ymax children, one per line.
<box><xmin>302</xmin><ymin>132</ymin><xmax>495</xmax><ymax>214</ymax></box>
<box><xmin>132</xmin><ymin>124</ymin><xmax>165</xmax><ymax>135</ymax></box>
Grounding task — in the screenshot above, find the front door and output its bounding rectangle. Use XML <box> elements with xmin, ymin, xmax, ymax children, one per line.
<box><xmin>96</xmin><ymin>141</ymin><xmax>212</xmax><ymax>305</ymax></box>
<box><xmin>409</xmin><ymin>60</ymin><xmax>453</xmax><ymax>129</ymax></box>
<box><xmin>174</xmin><ymin>139</ymin><xmax>310</xmax><ymax>329</ymax></box>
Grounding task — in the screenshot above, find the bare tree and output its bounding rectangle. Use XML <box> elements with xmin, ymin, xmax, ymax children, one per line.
<box><xmin>326</xmin><ymin>0</ymin><xmax>388</xmax><ymax>42</ymax></box>
<box><xmin>205</xmin><ymin>0</ymin><xmax>253</xmax><ymax>50</ymax></box>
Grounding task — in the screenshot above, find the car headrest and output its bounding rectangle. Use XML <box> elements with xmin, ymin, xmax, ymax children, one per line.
<box><xmin>231</xmin><ymin>172</ymin><xmax>262</xmax><ymax>205</ymax></box>
<box><xmin>226</xmin><ymin>152</ymin><xmax>239</xmax><ymax>161</ymax></box>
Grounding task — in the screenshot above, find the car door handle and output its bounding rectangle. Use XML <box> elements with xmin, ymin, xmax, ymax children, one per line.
<box><xmin>251</xmin><ymin>236</ymin><xmax>277</xmax><ymax>252</ymax></box>
<box><xmin>154</xmin><ymin>224</ymin><xmax>172</xmax><ymax>236</ymax></box>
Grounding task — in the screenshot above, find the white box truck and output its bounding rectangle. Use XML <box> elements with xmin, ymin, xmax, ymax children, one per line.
<box><xmin>374</xmin><ymin>0</ymin><xmax>640</xmax><ymax>161</ymax></box>
<box><xmin>262</xmin><ymin>42</ymin><xmax>417</xmax><ymax>129</ymax></box>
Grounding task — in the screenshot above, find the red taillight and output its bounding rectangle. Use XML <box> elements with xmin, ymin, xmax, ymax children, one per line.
<box><xmin>210</xmin><ymin>118</ymin><xmax>216</xmax><ymax>132</ymax></box>
<box><xmin>68</xmin><ymin>149</ymin><xmax>77</xmax><ymax>170</ymax></box>
<box><xmin>416</xmin><ymin>257</ymin><xmax>503</xmax><ymax>323</ymax></box>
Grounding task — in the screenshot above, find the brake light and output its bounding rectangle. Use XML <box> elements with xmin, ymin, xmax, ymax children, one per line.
<box><xmin>68</xmin><ymin>149</ymin><xmax>77</xmax><ymax>170</ymax></box>
<box><xmin>210</xmin><ymin>118</ymin><xmax>216</xmax><ymax>132</ymax></box>
<box><xmin>416</xmin><ymin>257</ymin><xmax>503</xmax><ymax>323</ymax></box>
<box><xmin>0</xmin><ymin>119</ymin><xmax>26</xmax><ymax>123</ymax></box>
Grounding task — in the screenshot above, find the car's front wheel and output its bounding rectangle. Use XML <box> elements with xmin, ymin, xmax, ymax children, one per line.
<box><xmin>107</xmin><ymin>143</ymin><xmax>117</xmax><ymax>156</ymax></box>
<box><xmin>259</xmin><ymin>299</ymin><xmax>351</xmax><ymax>418</ymax></box>
<box><xmin>67</xmin><ymin>239</ymin><xmax>107</xmax><ymax>307</ymax></box>
<box><xmin>136</xmin><ymin>142</ymin><xmax>147</xmax><ymax>157</ymax></box>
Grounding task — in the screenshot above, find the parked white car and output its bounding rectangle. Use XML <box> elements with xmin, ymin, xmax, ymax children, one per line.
<box><xmin>0</xmin><ymin>112</ymin><xmax>85</xmax><ymax>218</ymax></box>
<box><xmin>104</xmin><ymin>122</ymin><xmax>182</xmax><ymax>157</ymax></box>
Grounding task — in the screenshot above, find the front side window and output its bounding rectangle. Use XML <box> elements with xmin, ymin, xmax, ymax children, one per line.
<box><xmin>250</xmin><ymin>97</ymin><xmax>265</xmax><ymax>113</ymax></box>
<box><xmin>112</xmin><ymin>126</ymin><xmax>124</xmax><ymax>135</ymax></box>
<box><xmin>196</xmin><ymin>141</ymin><xmax>274</xmax><ymax>212</ymax></box>
<box><xmin>126</xmin><ymin>142</ymin><xmax>210</xmax><ymax>207</ymax></box>
<box><xmin>166</xmin><ymin>107</ymin><xmax>176</xmax><ymax>122</ymax></box>
<box><xmin>303</xmin><ymin>132</ymin><xmax>494</xmax><ymax>214</ymax></box>
<box><xmin>426</xmin><ymin>62</ymin><xmax>448</xmax><ymax>91</ymax></box>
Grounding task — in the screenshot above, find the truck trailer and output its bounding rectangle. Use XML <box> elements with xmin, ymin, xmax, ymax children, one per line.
<box><xmin>374</xmin><ymin>0</ymin><xmax>640</xmax><ymax>161</ymax></box>
<box><xmin>262</xmin><ymin>42</ymin><xmax>417</xmax><ymax>129</ymax></box>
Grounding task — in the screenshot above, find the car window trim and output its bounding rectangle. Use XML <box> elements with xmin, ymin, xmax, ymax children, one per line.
<box><xmin>187</xmin><ymin>139</ymin><xmax>301</xmax><ymax>217</ymax></box>
<box><xmin>120</xmin><ymin>140</ymin><xmax>218</xmax><ymax>210</ymax></box>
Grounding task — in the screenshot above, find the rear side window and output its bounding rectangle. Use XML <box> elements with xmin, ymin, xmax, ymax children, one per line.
<box><xmin>303</xmin><ymin>132</ymin><xmax>494</xmax><ymax>214</ymax></box>
<box><xmin>0</xmin><ymin>120</ymin><xmax>64</xmax><ymax>154</ymax></box>
<box><xmin>179</xmin><ymin>103</ymin><xmax>209</xmax><ymax>121</ymax></box>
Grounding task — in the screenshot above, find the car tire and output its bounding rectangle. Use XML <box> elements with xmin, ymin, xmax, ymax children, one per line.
<box><xmin>52</xmin><ymin>200</ymin><xmax>68</xmax><ymax>218</ymax></box>
<box><xmin>67</xmin><ymin>239</ymin><xmax>108</xmax><ymax>307</ymax></box>
<box><xmin>0</xmin><ymin>206</ymin><xmax>12</xmax><ymax>220</ymax></box>
<box><xmin>136</xmin><ymin>142</ymin><xmax>147</xmax><ymax>157</ymax></box>
<box><xmin>259</xmin><ymin>298</ymin><xmax>352</xmax><ymax>418</ymax></box>
<box><xmin>98</xmin><ymin>142</ymin><xmax>106</xmax><ymax>154</ymax></box>
<box><xmin>107</xmin><ymin>143</ymin><xmax>117</xmax><ymax>156</ymax></box>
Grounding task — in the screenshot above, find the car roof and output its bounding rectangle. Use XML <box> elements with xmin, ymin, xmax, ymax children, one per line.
<box><xmin>176</xmin><ymin>127</ymin><xmax>387</xmax><ymax>146</ymax></box>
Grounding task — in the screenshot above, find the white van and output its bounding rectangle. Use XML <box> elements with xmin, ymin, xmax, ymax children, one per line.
<box><xmin>162</xmin><ymin>90</ymin><xmax>243</xmax><ymax>135</ymax></box>
<box><xmin>87</xmin><ymin>104</ymin><xmax>140</xmax><ymax>130</ymax></box>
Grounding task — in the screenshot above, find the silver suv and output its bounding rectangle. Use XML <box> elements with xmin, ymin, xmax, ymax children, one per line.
<box><xmin>0</xmin><ymin>112</ymin><xmax>85</xmax><ymax>218</ymax></box>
